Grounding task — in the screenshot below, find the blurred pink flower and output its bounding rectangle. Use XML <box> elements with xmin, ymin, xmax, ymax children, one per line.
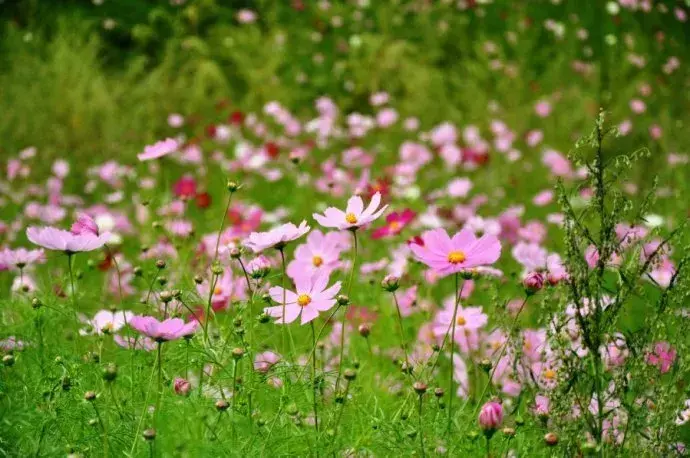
<box><xmin>137</xmin><ymin>138</ymin><xmax>179</xmax><ymax>161</ymax></box>
<box><xmin>129</xmin><ymin>316</ymin><xmax>198</xmax><ymax>341</ymax></box>
<box><xmin>27</xmin><ymin>226</ymin><xmax>110</xmax><ymax>253</ymax></box>
<box><xmin>244</xmin><ymin>221</ymin><xmax>310</xmax><ymax>253</ymax></box>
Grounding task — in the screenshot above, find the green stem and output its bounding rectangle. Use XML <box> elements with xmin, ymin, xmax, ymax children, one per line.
<box><xmin>418</xmin><ymin>394</ymin><xmax>426</xmax><ymax>458</ymax></box>
<box><xmin>155</xmin><ymin>342</ymin><xmax>163</xmax><ymax>424</ymax></box>
<box><xmin>310</xmin><ymin>321</ymin><xmax>319</xmax><ymax>432</ymax></box>
<box><xmin>447</xmin><ymin>272</ymin><xmax>461</xmax><ymax>434</ymax></box>
<box><xmin>336</xmin><ymin>230</ymin><xmax>358</xmax><ymax>391</ymax></box>
<box><xmin>392</xmin><ymin>291</ymin><xmax>411</xmax><ymax>374</ymax></box>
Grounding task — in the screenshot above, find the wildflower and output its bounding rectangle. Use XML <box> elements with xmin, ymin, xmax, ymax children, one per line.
<box><xmin>137</xmin><ymin>138</ymin><xmax>179</xmax><ymax>161</ymax></box>
<box><xmin>113</xmin><ymin>335</ymin><xmax>156</xmax><ymax>351</ymax></box>
<box><xmin>523</xmin><ymin>271</ymin><xmax>545</xmax><ymax>294</ymax></box>
<box><xmin>174</xmin><ymin>378</ymin><xmax>192</xmax><ymax>396</ymax></box>
<box><xmin>0</xmin><ymin>248</ymin><xmax>45</xmax><ymax>269</ymax></box>
<box><xmin>646</xmin><ymin>341</ymin><xmax>676</xmax><ymax>373</ymax></box>
<box><xmin>129</xmin><ymin>316</ymin><xmax>198</xmax><ymax>342</ymax></box>
<box><xmin>410</xmin><ymin>228</ymin><xmax>501</xmax><ymax>277</ymax></box>
<box><xmin>71</xmin><ymin>213</ymin><xmax>100</xmax><ymax>236</ymax></box>
<box><xmin>79</xmin><ymin>310</ymin><xmax>133</xmax><ymax>336</ymax></box>
<box><xmin>263</xmin><ymin>272</ymin><xmax>341</xmax><ymax>325</ymax></box>
<box><xmin>286</xmin><ymin>230</ymin><xmax>343</xmax><ymax>278</ymax></box>
<box><xmin>313</xmin><ymin>192</ymin><xmax>388</xmax><ymax>231</ymax></box>
<box><xmin>247</xmin><ymin>255</ymin><xmax>272</xmax><ymax>279</ymax></box>
<box><xmin>254</xmin><ymin>351</ymin><xmax>281</xmax><ymax>373</ymax></box>
<box><xmin>27</xmin><ymin>226</ymin><xmax>111</xmax><ymax>253</ymax></box>
<box><xmin>244</xmin><ymin>221</ymin><xmax>310</xmax><ymax>253</ymax></box>
<box><xmin>372</xmin><ymin>209</ymin><xmax>416</xmax><ymax>239</ymax></box>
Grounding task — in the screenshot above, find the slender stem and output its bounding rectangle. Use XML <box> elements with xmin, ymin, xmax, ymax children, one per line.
<box><xmin>129</xmin><ymin>362</ymin><xmax>158</xmax><ymax>455</ymax></box>
<box><xmin>330</xmin><ymin>380</ymin><xmax>351</xmax><ymax>452</ymax></box>
<box><xmin>336</xmin><ymin>230</ymin><xmax>358</xmax><ymax>391</ymax></box>
<box><xmin>155</xmin><ymin>342</ymin><xmax>163</xmax><ymax>424</ymax></box>
<box><xmin>278</xmin><ymin>248</ymin><xmax>296</xmax><ymax>361</ymax></box>
<box><xmin>485</xmin><ymin>434</ymin><xmax>491</xmax><ymax>458</ymax></box>
<box><xmin>213</xmin><ymin>192</ymin><xmax>234</xmax><ymax>261</ymax></box>
<box><xmin>392</xmin><ymin>291</ymin><xmax>411</xmax><ymax>374</ymax></box>
<box><xmin>418</xmin><ymin>394</ymin><xmax>426</xmax><ymax>458</ymax></box>
<box><xmin>92</xmin><ymin>402</ymin><xmax>109</xmax><ymax>458</ymax></box>
<box><xmin>310</xmin><ymin>321</ymin><xmax>319</xmax><ymax>432</ymax></box>
<box><xmin>67</xmin><ymin>254</ymin><xmax>76</xmax><ymax>309</ymax></box>
<box><xmin>447</xmin><ymin>273</ymin><xmax>461</xmax><ymax>434</ymax></box>
<box><xmin>237</xmin><ymin>258</ymin><xmax>253</xmax><ymax>297</ymax></box>
<box><xmin>231</xmin><ymin>359</ymin><xmax>239</xmax><ymax>413</ymax></box>
<box><xmin>202</xmin><ymin>273</ymin><xmax>220</xmax><ymax>343</ymax></box>
<box><xmin>471</xmin><ymin>295</ymin><xmax>530</xmax><ymax>418</ymax></box>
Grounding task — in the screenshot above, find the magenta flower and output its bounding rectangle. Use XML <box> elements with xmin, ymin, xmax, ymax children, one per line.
<box><xmin>71</xmin><ymin>213</ymin><xmax>100</xmax><ymax>236</ymax></box>
<box><xmin>137</xmin><ymin>138</ymin><xmax>179</xmax><ymax>161</ymax></box>
<box><xmin>244</xmin><ymin>221</ymin><xmax>310</xmax><ymax>253</ymax></box>
<box><xmin>129</xmin><ymin>316</ymin><xmax>199</xmax><ymax>342</ymax></box>
<box><xmin>409</xmin><ymin>228</ymin><xmax>501</xmax><ymax>277</ymax></box>
<box><xmin>313</xmin><ymin>192</ymin><xmax>388</xmax><ymax>231</ymax></box>
<box><xmin>646</xmin><ymin>341</ymin><xmax>676</xmax><ymax>374</ymax></box>
<box><xmin>0</xmin><ymin>247</ymin><xmax>45</xmax><ymax>269</ymax></box>
<box><xmin>27</xmin><ymin>226</ymin><xmax>111</xmax><ymax>253</ymax></box>
<box><xmin>372</xmin><ymin>209</ymin><xmax>416</xmax><ymax>239</ymax></box>
<box><xmin>264</xmin><ymin>272</ymin><xmax>341</xmax><ymax>325</ymax></box>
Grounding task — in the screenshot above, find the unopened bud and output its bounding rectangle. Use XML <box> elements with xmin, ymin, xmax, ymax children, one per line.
<box><xmin>381</xmin><ymin>275</ymin><xmax>400</xmax><ymax>292</ymax></box>
<box><xmin>102</xmin><ymin>363</ymin><xmax>117</xmax><ymax>382</ymax></box>
<box><xmin>155</xmin><ymin>259</ymin><xmax>166</xmax><ymax>270</ymax></box>
<box><xmin>344</xmin><ymin>368</ymin><xmax>357</xmax><ymax>381</ymax></box>
<box><xmin>413</xmin><ymin>382</ymin><xmax>427</xmax><ymax>395</ymax></box>
<box><xmin>226</xmin><ymin>181</ymin><xmax>241</xmax><ymax>192</ymax></box>
<box><xmin>143</xmin><ymin>428</ymin><xmax>156</xmax><ymax>441</ymax></box>
<box><xmin>358</xmin><ymin>323</ymin><xmax>371</xmax><ymax>337</ymax></box>
<box><xmin>544</xmin><ymin>432</ymin><xmax>558</xmax><ymax>446</ymax></box>
<box><xmin>2</xmin><ymin>354</ymin><xmax>14</xmax><ymax>367</ymax></box>
<box><xmin>336</xmin><ymin>295</ymin><xmax>350</xmax><ymax>306</ymax></box>
<box><xmin>215</xmin><ymin>400</ymin><xmax>229</xmax><ymax>412</ymax></box>
<box><xmin>84</xmin><ymin>391</ymin><xmax>97</xmax><ymax>402</ymax></box>
<box><xmin>232</xmin><ymin>348</ymin><xmax>245</xmax><ymax>360</ymax></box>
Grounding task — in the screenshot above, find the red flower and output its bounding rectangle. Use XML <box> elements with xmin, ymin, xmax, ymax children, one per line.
<box><xmin>372</xmin><ymin>209</ymin><xmax>416</xmax><ymax>239</ymax></box>
<box><xmin>173</xmin><ymin>176</ymin><xmax>198</xmax><ymax>200</ymax></box>
<box><xmin>229</xmin><ymin>111</ymin><xmax>245</xmax><ymax>125</ymax></box>
<box><xmin>265</xmin><ymin>142</ymin><xmax>280</xmax><ymax>159</ymax></box>
<box><xmin>195</xmin><ymin>192</ymin><xmax>211</xmax><ymax>209</ymax></box>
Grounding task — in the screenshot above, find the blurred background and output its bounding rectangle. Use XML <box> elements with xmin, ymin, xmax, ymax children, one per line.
<box><xmin>0</xmin><ymin>0</ymin><xmax>688</xmax><ymax>175</ymax></box>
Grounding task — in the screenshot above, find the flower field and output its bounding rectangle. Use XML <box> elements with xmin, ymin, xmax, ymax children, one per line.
<box><xmin>1</xmin><ymin>1</ymin><xmax>690</xmax><ymax>456</ymax></box>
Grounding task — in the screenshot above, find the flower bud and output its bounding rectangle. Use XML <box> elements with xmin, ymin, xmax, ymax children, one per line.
<box><xmin>155</xmin><ymin>259</ymin><xmax>166</xmax><ymax>270</ymax></box>
<box><xmin>229</xmin><ymin>247</ymin><xmax>241</xmax><ymax>259</ymax></box>
<box><xmin>344</xmin><ymin>368</ymin><xmax>357</xmax><ymax>381</ymax></box>
<box><xmin>523</xmin><ymin>271</ymin><xmax>545</xmax><ymax>294</ymax></box>
<box><xmin>478</xmin><ymin>401</ymin><xmax>503</xmax><ymax>434</ymax></box>
<box><xmin>381</xmin><ymin>275</ymin><xmax>400</xmax><ymax>292</ymax></box>
<box><xmin>232</xmin><ymin>347</ymin><xmax>245</xmax><ymax>360</ymax></box>
<box><xmin>215</xmin><ymin>400</ymin><xmax>230</xmax><ymax>412</ymax></box>
<box><xmin>2</xmin><ymin>354</ymin><xmax>14</xmax><ymax>367</ymax></box>
<box><xmin>31</xmin><ymin>297</ymin><xmax>43</xmax><ymax>309</ymax></box>
<box><xmin>84</xmin><ymin>391</ymin><xmax>97</xmax><ymax>402</ymax></box>
<box><xmin>226</xmin><ymin>181</ymin><xmax>241</xmax><ymax>193</ymax></box>
<box><xmin>413</xmin><ymin>382</ymin><xmax>427</xmax><ymax>395</ymax></box>
<box><xmin>247</xmin><ymin>255</ymin><xmax>271</xmax><ymax>279</ymax></box>
<box><xmin>337</xmin><ymin>295</ymin><xmax>350</xmax><ymax>306</ymax></box>
<box><xmin>174</xmin><ymin>378</ymin><xmax>191</xmax><ymax>396</ymax></box>
<box><xmin>133</xmin><ymin>266</ymin><xmax>143</xmax><ymax>277</ymax></box>
<box><xmin>211</xmin><ymin>263</ymin><xmax>224</xmax><ymax>276</ymax></box>
<box><xmin>434</xmin><ymin>387</ymin><xmax>445</xmax><ymax>398</ymax></box>
<box><xmin>358</xmin><ymin>323</ymin><xmax>371</xmax><ymax>337</ymax></box>
<box><xmin>478</xmin><ymin>359</ymin><xmax>492</xmax><ymax>373</ymax></box>
<box><xmin>143</xmin><ymin>428</ymin><xmax>156</xmax><ymax>441</ymax></box>
<box><xmin>159</xmin><ymin>290</ymin><xmax>173</xmax><ymax>303</ymax></box>
<box><xmin>102</xmin><ymin>363</ymin><xmax>117</xmax><ymax>382</ymax></box>
<box><xmin>544</xmin><ymin>432</ymin><xmax>558</xmax><ymax>446</ymax></box>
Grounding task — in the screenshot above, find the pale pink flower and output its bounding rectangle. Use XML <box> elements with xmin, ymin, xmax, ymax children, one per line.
<box><xmin>27</xmin><ymin>226</ymin><xmax>111</xmax><ymax>253</ymax></box>
<box><xmin>313</xmin><ymin>192</ymin><xmax>387</xmax><ymax>231</ymax></box>
<box><xmin>137</xmin><ymin>138</ymin><xmax>179</xmax><ymax>161</ymax></box>
<box><xmin>114</xmin><ymin>335</ymin><xmax>156</xmax><ymax>351</ymax></box>
<box><xmin>79</xmin><ymin>310</ymin><xmax>133</xmax><ymax>336</ymax></box>
<box><xmin>264</xmin><ymin>272</ymin><xmax>341</xmax><ymax>325</ymax></box>
<box><xmin>244</xmin><ymin>221</ymin><xmax>310</xmax><ymax>253</ymax></box>
<box><xmin>0</xmin><ymin>248</ymin><xmax>45</xmax><ymax>269</ymax></box>
<box><xmin>71</xmin><ymin>213</ymin><xmax>100</xmax><ymax>236</ymax></box>
<box><xmin>129</xmin><ymin>316</ymin><xmax>198</xmax><ymax>341</ymax></box>
<box><xmin>254</xmin><ymin>351</ymin><xmax>281</xmax><ymax>373</ymax></box>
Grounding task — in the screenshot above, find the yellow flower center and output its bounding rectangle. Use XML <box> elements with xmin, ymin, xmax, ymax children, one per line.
<box><xmin>101</xmin><ymin>323</ymin><xmax>114</xmax><ymax>334</ymax></box>
<box><xmin>345</xmin><ymin>213</ymin><xmax>358</xmax><ymax>224</ymax></box>
<box><xmin>456</xmin><ymin>315</ymin><xmax>467</xmax><ymax>326</ymax></box>
<box><xmin>214</xmin><ymin>286</ymin><xmax>223</xmax><ymax>295</ymax></box>
<box><xmin>389</xmin><ymin>221</ymin><xmax>401</xmax><ymax>232</ymax></box>
<box><xmin>297</xmin><ymin>294</ymin><xmax>312</xmax><ymax>307</ymax></box>
<box><xmin>491</xmin><ymin>341</ymin><xmax>501</xmax><ymax>350</ymax></box>
<box><xmin>544</xmin><ymin>369</ymin><xmax>556</xmax><ymax>380</ymax></box>
<box><xmin>447</xmin><ymin>250</ymin><xmax>466</xmax><ymax>264</ymax></box>
<box><xmin>312</xmin><ymin>256</ymin><xmax>323</xmax><ymax>267</ymax></box>
<box><xmin>524</xmin><ymin>339</ymin><xmax>531</xmax><ymax>350</ymax></box>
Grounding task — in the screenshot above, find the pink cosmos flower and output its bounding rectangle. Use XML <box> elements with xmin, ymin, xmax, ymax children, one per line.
<box><xmin>71</xmin><ymin>213</ymin><xmax>100</xmax><ymax>236</ymax></box>
<box><xmin>372</xmin><ymin>209</ymin><xmax>416</xmax><ymax>240</ymax></box>
<box><xmin>27</xmin><ymin>226</ymin><xmax>111</xmax><ymax>253</ymax></box>
<box><xmin>79</xmin><ymin>310</ymin><xmax>133</xmax><ymax>336</ymax></box>
<box><xmin>244</xmin><ymin>221</ymin><xmax>310</xmax><ymax>253</ymax></box>
<box><xmin>196</xmin><ymin>268</ymin><xmax>246</xmax><ymax>311</ymax></box>
<box><xmin>646</xmin><ymin>341</ymin><xmax>676</xmax><ymax>374</ymax></box>
<box><xmin>409</xmin><ymin>228</ymin><xmax>501</xmax><ymax>277</ymax></box>
<box><xmin>264</xmin><ymin>272</ymin><xmax>341</xmax><ymax>325</ymax></box>
<box><xmin>137</xmin><ymin>138</ymin><xmax>179</xmax><ymax>161</ymax></box>
<box><xmin>129</xmin><ymin>316</ymin><xmax>198</xmax><ymax>342</ymax></box>
<box><xmin>254</xmin><ymin>351</ymin><xmax>281</xmax><ymax>373</ymax></box>
<box><xmin>287</xmin><ymin>230</ymin><xmax>343</xmax><ymax>279</ymax></box>
<box><xmin>452</xmin><ymin>353</ymin><xmax>470</xmax><ymax>398</ymax></box>
<box><xmin>313</xmin><ymin>192</ymin><xmax>387</xmax><ymax>231</ymax></box>
<box><xmin>0</xmin><ymin>248</ymin><xmax>45</xmax><ymax>269</ymax></box>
